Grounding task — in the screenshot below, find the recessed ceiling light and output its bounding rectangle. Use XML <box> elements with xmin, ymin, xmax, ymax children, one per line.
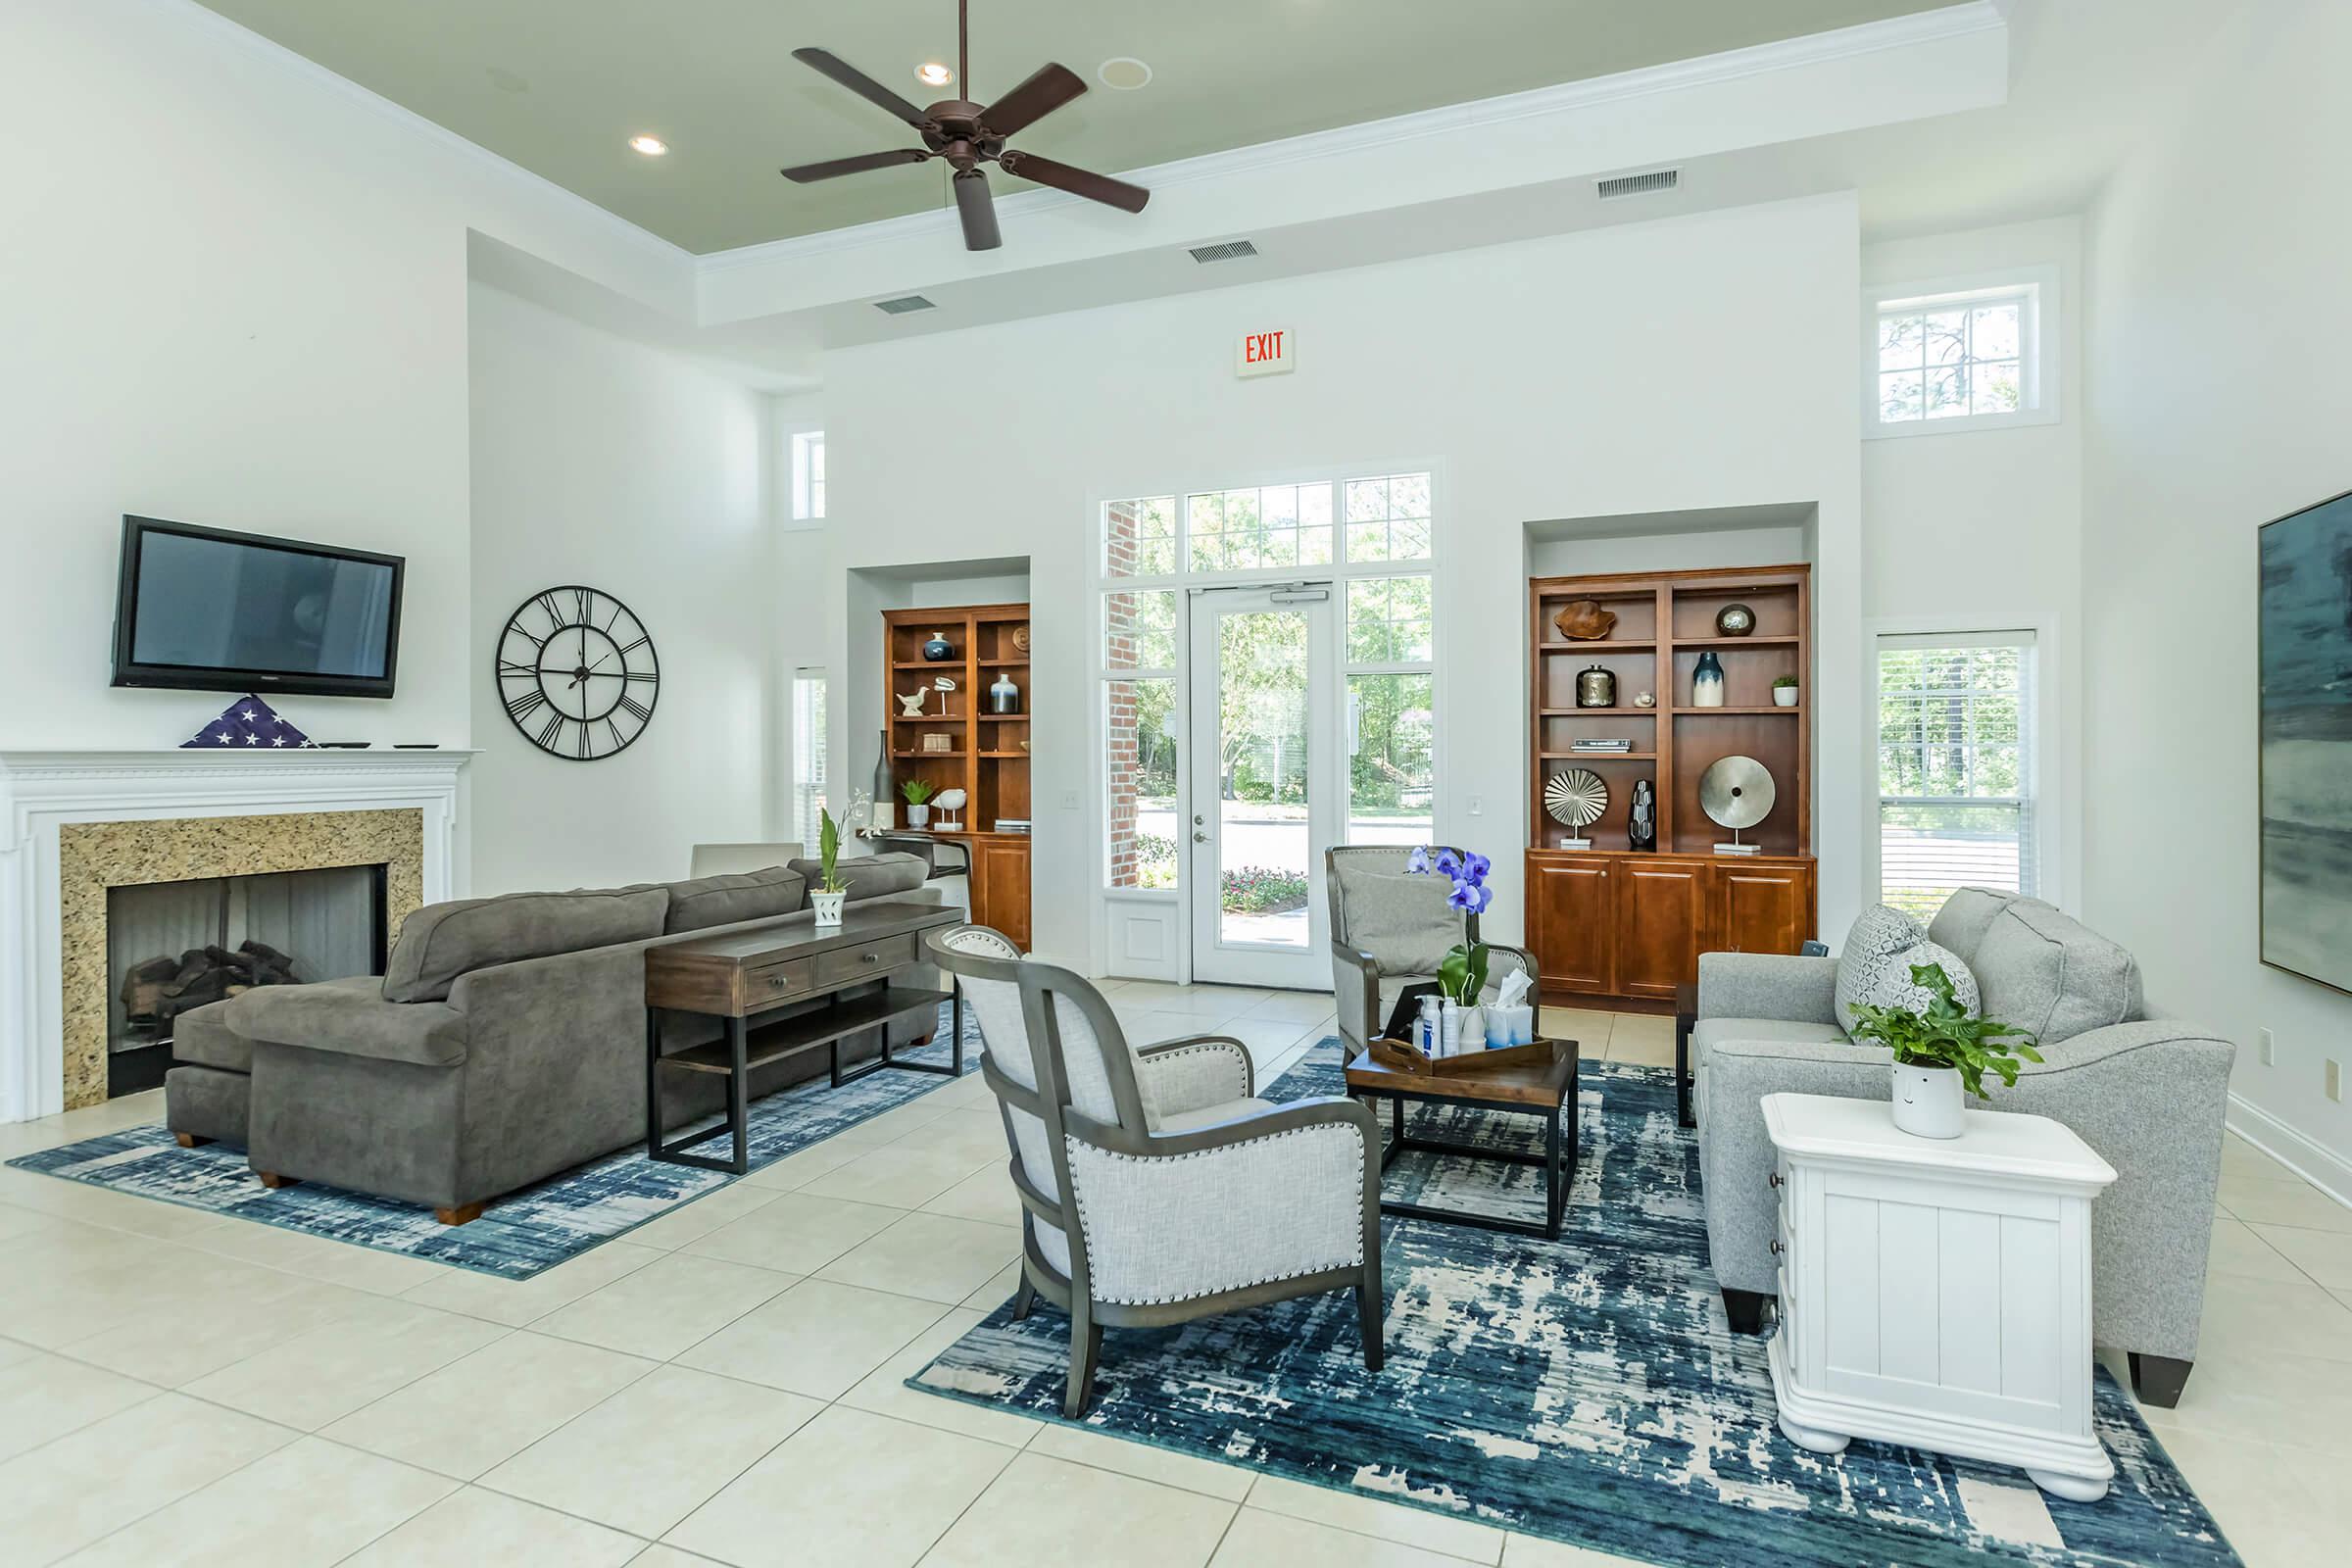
<box><xmin>915</xmin><ymin>62</ymin><xmax>955</xmax><ymax>87</ymax></box>
<box><xmin>628</xmin><ymin>134</ymin><xmax>669</xmax><ymax>157</ymax></box>
<box><xmin>1098</xmin><ymin>57</ymin><xmax>1152</xmax><ymax>90</ymax></box>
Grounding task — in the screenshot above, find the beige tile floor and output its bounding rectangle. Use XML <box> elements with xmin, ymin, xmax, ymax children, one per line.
<box><xmin>0</xmin><ymin>982</ymin><xmax>2343</xmax><ymax>1566</ymax></box>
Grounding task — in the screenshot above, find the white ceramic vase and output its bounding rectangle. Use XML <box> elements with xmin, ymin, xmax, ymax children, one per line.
<box><xmin>1891</xmin><ymin>1062</ymin><xmax>1965</xmax><ymax>1139</ymax></box>
<box><xmin>906</xmin><ymin>804</ymin><xmax>930</xmax><ymax>827</ymax></box>
<box><xmin>1441</xmin><ymin>1001</ymin><xmax>1486</xmax><ymax>1055</ymax></box>
<box><xmin>810</xmin><ymin>889</ymin><xmax>847</xmax><ymax>926</ymax></box>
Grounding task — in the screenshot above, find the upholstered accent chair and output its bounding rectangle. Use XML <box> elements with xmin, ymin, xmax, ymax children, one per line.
<box><xmin>927</xmin><ymin>925</ymin><xmax>1385</xmax><ymax>1416</ymax></box>
<box><xmin>1326</xmin><ymin>846</ymin><xmax>1541</xmax><ymax>1054</ymax></box>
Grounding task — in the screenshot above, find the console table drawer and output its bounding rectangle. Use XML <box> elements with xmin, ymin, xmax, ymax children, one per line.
<box><xmin>745</xmin><ymin>957</ymin><xmax>814</xmax><ymax>1002</ymax></box>
<box><xmin>817</xmin><ymin>932</ymin><xmax>917</xmax><ymax>986</ymax></box>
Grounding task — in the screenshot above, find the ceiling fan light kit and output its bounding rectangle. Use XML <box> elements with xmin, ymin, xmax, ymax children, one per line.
<box><xmin>780</xmin><ymin>0</ymin><xmax>1151</xmax><ymax>252</ymax></box>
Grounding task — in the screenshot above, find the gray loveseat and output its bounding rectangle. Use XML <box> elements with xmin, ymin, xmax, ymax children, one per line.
<box><xmin>164</xmin><ymin>853</ymin><xmax>934</xmax><ymax>1222</ymax></box>
<box><xmin>1692</xmin><ymin>887</ymin><xmax>2234</xmax><ymax>1407</ymax></box>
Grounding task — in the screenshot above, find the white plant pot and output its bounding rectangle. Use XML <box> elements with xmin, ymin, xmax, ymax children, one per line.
<box><xmin>810</xmin><ymin>889</ymin><xmax>847</xmax><ymax>926</ymax></box>
<box><xmin>905</xmin><ymin>804</ymin><xmax>930</xmax><ymax>827</ymax></box>
<box><xmin>1891</xmin><ymin>1062</ymin><xmax>1965</xmax><ymax>1139</ymax></box>
<box><xmin>1440</xmin><ymin>1001</ymin><xmax>1486</xmax><ymax>1056</ymax></box>
<box><xmin>1773</xmin><ymin>687</ymin><xmax>1799</xmax><ymax>708</ymax></box>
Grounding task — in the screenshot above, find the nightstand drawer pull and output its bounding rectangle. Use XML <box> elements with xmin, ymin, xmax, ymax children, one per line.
<box><xmin>1769</xmin><ymin>1239</ymin><xmax>1783</xmax><ymax>1255</ymax></box>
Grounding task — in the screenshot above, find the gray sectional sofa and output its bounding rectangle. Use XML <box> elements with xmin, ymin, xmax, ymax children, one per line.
<box><xmin>1692</xmin><ymin>887</ymin><xmax>2235</xmax><ymax>1407</ymax></box>
<box><xmin>165</xmin><ymin>854</ymin><xmax>934</xmax><ymax>1222</ymax></box>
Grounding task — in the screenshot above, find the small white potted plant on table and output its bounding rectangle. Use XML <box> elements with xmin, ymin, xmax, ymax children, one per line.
<box><xmin>809</xmin><ymin>806</ymin><xmax>855</xmax><ymax>925</ymax></box>
<box><xmin>1846</xmin><ymin>961</ymin><xmax>2040</xmax><ymax>1138</ymax></box>
<box><xmin>900</xmin><ymin>777</ymin><xmax>936</xmax><ymax>828</ymax></box>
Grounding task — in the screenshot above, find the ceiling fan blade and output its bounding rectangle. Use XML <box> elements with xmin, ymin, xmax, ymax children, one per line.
<box><xmin>953</xmin><ymin>169</ymin><xmax>1002</xmax><ymax>251</ymax></box>
<box><xmin>998</xmin><ymin>151</ymin><xmax>1149</xmax><ymax>214</ymax></box>
<box><xmin>780</xmin><ymin>148</ymin><xmax>933</xmax><ymax>183</ymax></box>
<box><xmin>791</xmin><ymin>47</ymin><xmax>933</xmax><ymax>131</ymax></box>
<box><xmin>980</xmin><ymin>62</ymin><xmax>1087</xmax><ymax>139</ymax></box>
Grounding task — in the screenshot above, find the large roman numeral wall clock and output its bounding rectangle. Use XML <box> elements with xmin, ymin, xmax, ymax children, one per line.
<box><xmin>495</xmin><ymin>585</ymin><xmax>660</xmax><ymax>760</ymax></box>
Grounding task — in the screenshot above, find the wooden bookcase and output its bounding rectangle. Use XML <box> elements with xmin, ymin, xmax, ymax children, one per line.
<box><xmin>1524</xmin><ymin>565</ymin><xmax>1816</xmax><ymax>1006</ymax></box>
<box><xmin>882</xmin><ymin>603</ymin><xmax>1032</xmax><ymax>950</ymax></box>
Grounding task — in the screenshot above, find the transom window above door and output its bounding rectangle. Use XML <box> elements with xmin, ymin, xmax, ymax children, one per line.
<box><xmin>1104</xmin><ymin>472</ymin><xmax>1432</xmax><ymax>581</ymax></box>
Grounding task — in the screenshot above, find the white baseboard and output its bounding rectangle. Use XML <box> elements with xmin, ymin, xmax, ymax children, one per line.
<box><xmin>2226</xmin><ymin>1092</ymin><xmax>2352</xmax><ymax>1209</ymax></box>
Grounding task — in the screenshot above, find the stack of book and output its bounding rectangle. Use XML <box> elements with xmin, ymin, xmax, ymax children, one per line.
<box><xmin>1570</xmin><ymin>738</ymin><xmax>1635</xmax><ymax>754</ymax></box>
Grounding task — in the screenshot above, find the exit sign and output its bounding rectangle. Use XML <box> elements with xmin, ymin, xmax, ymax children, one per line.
<box><xmin>1236</xmin><ymin>328</ymin><xmax>1295</xmax><ymax>378</ymax></box>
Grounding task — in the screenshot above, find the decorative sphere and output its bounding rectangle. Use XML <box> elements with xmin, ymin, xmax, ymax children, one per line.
<box><xmin>1714</xmin><ymin>603</ymin><xmax>1756</xmax><ymax>636</ymax></box>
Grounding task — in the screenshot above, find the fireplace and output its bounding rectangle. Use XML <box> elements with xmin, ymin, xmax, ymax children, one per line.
<box><xmin>106</xmin><ymin>864</ymin><xmax>389</xmax><ymax>1097</ymax></box>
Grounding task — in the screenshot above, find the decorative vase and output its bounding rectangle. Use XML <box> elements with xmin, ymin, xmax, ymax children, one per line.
<box><xmin>1773</xmin><ymin>685</ymin><xmax>1799</xmax><ymax>708</ymax></box>
<box><xmin>1891</xmin><ymin>1062</ymin><xmax>1965</xmax><ymax>1139</ymax></box>
<box><xmin>906</xmin><ymin>803</ymin><xmax>930</xmax><ymax>828</ymax></box>
<box><xmin>810</xmin><ymin>889</ymin><xmax>847</xmax><ymax>926</ymax></box>
<box><xmin>872</xmin><ymin>731</ymin><xmax>893</xmax><ymax>808</ymax></box>
<box><xmin>988</xmin><ymin>672</ymin><xmax>1021</xmax><ymax>714</ymax></box>
<box><xmin>1628</xmin><ymin>779</ymin><xmax>1657</xmax><ymax>851</ymax></box>
<box><xmin>922</xmin><ymin>631</ymin><xmax>955</xmax><ymax>662</ymax></box>
<box><xmin>1691</xmin><ymin>650</ymin><xmax>1726</xmax><ymax>708</ymax></box>
<box><xmin>1574</xmin><ymin>664</ymin><xmax>1617</xmax><ymax>709</ymax></box>
<box><xmin>1441</xmin><ymin>1000</ymin><xmax>1484</xmax><ymax>1056</ymax></box>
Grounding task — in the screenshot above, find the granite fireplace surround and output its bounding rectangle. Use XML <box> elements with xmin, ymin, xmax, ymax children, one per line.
<box><xmin>60</xmin><ymin>809</ymin><xmax>425</xmax><ymax>1109</ymax></box>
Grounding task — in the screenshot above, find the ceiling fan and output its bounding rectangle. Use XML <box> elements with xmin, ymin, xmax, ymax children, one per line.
<box><xmin>780</xmin><ymin>0</ymin><xmax>1150</xmax><ymax>252</ymax></box>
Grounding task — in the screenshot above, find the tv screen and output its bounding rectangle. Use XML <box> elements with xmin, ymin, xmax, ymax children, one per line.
<box><xmin>111</xmin><ymin>517</ymin><xmax>405</xmax><ymax>698</ymax></box>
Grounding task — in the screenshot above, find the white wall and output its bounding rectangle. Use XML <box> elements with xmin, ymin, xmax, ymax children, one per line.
<box><xmin>467</xmin><ymin>284</ymin><xmax>767</xmax><ymax>894</ymax></box>
<box><xmin>0</xmin><ymin>0</ymin><xmax>683</xmax><ymax>791</ymax></box>
<box><xmin>806</xmin><ymin>197</ymin><xmax>1866</xmax><ymax>969</ymax></box>
<box><xmin>1861</xmin><ymin>218</ymin><xmax>2085</xmax><ymax>910</ymax></box>
<box><xmin>2082</xmin><ymin>0</ymin><xmax>2352</xmax><ymax>1179</ymax></box>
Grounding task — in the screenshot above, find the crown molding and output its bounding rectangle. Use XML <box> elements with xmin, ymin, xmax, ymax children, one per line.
<box><xmin>150</xmin><ymin>0</ymin><xmax>693</xmax><ymax>277</ymax></box>
<box><xmin>695</xmin><ymin>1</ymin><xmax>2007</xmax><ymax>279</ymax></box>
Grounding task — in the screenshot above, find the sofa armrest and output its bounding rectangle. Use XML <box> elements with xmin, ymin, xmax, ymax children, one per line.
<box><xmin>1697</xmin><ymin>952</ymin><xmax>1839</xmax><ymax>1025</ymax></box>
<box><xmin>226</xmin><ymin>976</ymin><xmax>469</xmax><ymax>1068</ymax></box>
<box><xmin>1695</xmin><ymin>1035</ymin><xmax>1889</xmax><ymax>1298</ymax></box>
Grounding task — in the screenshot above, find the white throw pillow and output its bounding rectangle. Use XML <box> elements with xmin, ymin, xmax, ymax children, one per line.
<box><xmin>1848</xmin><ymin>939</ymin><xmax>1981</xmax><ymax>1029</ymax></box>
<box><xmin>1835</xmin><ymin>904</ymin><xmax>1926</xmax><ymax>1031</ymax></box>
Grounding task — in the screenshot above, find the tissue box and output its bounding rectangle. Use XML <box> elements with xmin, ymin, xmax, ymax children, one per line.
<box><xmin>1486</xmin><ymin>1005</ymin><xmax>1536</xmax><ymax>1047</ymax></box>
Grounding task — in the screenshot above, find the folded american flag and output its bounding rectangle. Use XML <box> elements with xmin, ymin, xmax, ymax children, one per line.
<box><xmin>181</xmin><ymin>694</ymin><xmax>316</xmax><ymax>750</ymax></box>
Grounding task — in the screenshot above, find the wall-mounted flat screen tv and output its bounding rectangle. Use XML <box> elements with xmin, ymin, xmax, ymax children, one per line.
<box><xmin>110</xmin><ymin>516</ymin><xmax>405</xmax><ymax>699</ymax></box>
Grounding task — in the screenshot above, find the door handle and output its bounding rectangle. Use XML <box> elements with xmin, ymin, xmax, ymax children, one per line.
<box><xmin>1192</xmin><ymin>831</ymin><xmax>1209</xmax><ymax>844</ymax></box>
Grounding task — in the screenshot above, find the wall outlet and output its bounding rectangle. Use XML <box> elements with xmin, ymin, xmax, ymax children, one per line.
<box><xmin>1468</xmin><ymin>794</ymin><xmax>1484</xmax><ymax>817</ymax></box>
<box><xmin>2260</xmin><ymin>1027</ymin><xmax>2276</xmax><ymax>1067</ymax></box>
<box><xmin>2328</xmin><ymin>1059</ymin><xmax>2343</xmax><ymax>1104</ymax></box>
<box><xmin>1059</xmin><ymin>790</ymin><xmax>1080</xmax><ymax>811</ymax></box>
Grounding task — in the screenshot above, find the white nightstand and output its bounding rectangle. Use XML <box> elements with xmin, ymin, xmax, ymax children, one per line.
<box><xmin>1760</xmin><ymin>1091</ymin><xmax>2119</xmax><ymax>1501</ymax></box>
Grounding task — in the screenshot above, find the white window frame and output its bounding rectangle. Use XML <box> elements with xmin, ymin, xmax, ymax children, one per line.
<box><xmin>1089</xmin><ymin>466</ymin><xmax>1443</xmax><ymax>958</ymax></box>
<box><xmin>791</xmin><ymin>430</ymin><xmax>826</xmax><ymax>520</ymax></box>
<box><xmin>1862</xmin><ymin>266</ymin><xmax>2060</xmax><ymax>439</ymax></box>
<box><xmin>1864</xmin><ymin>616</ymin><xmax>2063</xmax><ymax>916</ymax></box>
<box><xmin>791</xmin><ymin>666</ymin><xmax>828</xmax><ymax>848</ymax></box>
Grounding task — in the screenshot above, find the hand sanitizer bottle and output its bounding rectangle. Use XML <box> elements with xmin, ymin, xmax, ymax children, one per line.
<box><xmin>1418</xmin><ymin>995</ymin><xmax>1444</xmax><ymax>1058</ymax></box>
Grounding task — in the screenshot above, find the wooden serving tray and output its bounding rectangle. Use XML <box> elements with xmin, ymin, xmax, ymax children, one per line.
<box><xmin>1365</xmin><ymin>1038</ymin><xmax>1559</xmax><ymax>1078</ymax></box>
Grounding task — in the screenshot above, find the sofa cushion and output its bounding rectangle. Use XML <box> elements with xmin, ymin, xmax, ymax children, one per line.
<box><xmin>170</xmin><ymin>998</ymin><xmax>250</xmax><ymax>1074</ymax></box>
<box><xmin>665</xmin><ymin>865</ymin><xmax>806</xmax><ymax>934</ymax></box>
<box><xmin>228</xmin><ymin>973</ymin><xmax>470</xmax><ymax>1066</ymax></box>
<box><xmin>382</xmin><ymin>885</ymin><xmax>669</xmax><ymax>1003</ymax></box>
<box><xmin>1691</xmin><ymin>1016</ymin><xmax>1855</xmax><ymax>1072</ymax></box>
<box><xmin>1974</xmin><ymin>901</ymin><xmax>2142</xmax><ymax>1044</ymax></box>
<box><xmin>1333</xmin><ymin>862</ymin><xmax>1462</xmax><ymax>977</ymax></box>
<box><xmin>1834</xmin><ymin>904</ymin><xmax>1927</xmax><ymax>1031</ymax></box>
<box><xmin>1846</xmin><ymin>939</ymin><xmax>1981</xmax><ymax>1023</ymax></box>
<box><xmin>1928</xmin><ymin>887</ymin><xmax>2031</xmax><ymax>968</ymax></box>
<box><xmin>786</xmin><ymin>852</ymin><xmax>927</xmax><ymax>904</ymax></box>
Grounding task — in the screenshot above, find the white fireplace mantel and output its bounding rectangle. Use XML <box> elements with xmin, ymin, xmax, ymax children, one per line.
<box><xmin>0</xmin><ymin>749</ymin><xmax>473</xmax><ymax>1122</ymax></box>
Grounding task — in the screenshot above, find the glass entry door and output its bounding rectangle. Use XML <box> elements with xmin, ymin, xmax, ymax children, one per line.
<box><xmin>1186</xmin><ymin>584</ymin><xmax>1339</xmax><ymax>987</ymax></box>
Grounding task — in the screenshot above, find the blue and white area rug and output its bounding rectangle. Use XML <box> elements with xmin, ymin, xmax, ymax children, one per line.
<box><xmin>5</xmin><ymin>1005</ymin><xmax>977</xmax><ymax>1281</ymax></box>
<box><xmin>910</xmin><ymin>1043</ymin><xmax>2238</xmax><ymax>1568</ymax></box>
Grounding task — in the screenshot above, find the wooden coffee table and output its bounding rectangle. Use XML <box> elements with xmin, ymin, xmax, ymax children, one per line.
<box><xmin>1345</xmin><ymin>1038</ymin><xmax>1580</xmax><ymax>1240</ymax></box>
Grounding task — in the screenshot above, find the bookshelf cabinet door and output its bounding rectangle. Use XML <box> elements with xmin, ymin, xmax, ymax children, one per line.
<box><xmin>1529</xmin><ymin>856</ymin><xmax>1614</xmax><ymax>996</ymax></box>
<box><xmin>1708</xmin><ymin>862</ymin><xmax>1812</xmax><ymax>956</ymax></box>
<box><xmin>1618</xmin><ymin>859</ymin><xmax>1706</xmax><ymax>999</ymax></box>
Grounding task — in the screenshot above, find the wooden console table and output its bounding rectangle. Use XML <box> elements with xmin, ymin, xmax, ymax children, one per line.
<box><xmin>642</xmin><ymin>902</ymin><xmax>962</xmax><ymax>1174</ymax></box>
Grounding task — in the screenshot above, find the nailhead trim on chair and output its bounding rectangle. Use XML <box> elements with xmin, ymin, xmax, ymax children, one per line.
<box><xmin>1064</xmin><ymin>1127</ymin><xmax>1368</xmax><ymax>1303</ymax></box>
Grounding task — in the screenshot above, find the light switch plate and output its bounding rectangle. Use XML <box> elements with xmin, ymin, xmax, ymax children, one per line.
<box><xmin>2328</xmin><ymin>1059</ymin><xmax>2343</xmax><ymax>1103</ymax></box>
<box><xmin>2261</xmin><ymin>1027</ymin><xmax>2276</xmax><ymax>1066</ymax></box>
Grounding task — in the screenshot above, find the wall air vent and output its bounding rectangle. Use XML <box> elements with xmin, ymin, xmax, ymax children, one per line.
<box><xmin>1188</xmin><ymin>239</ymin><xmax>1259</xmax><ymax>265</ymax></box>
<box><xmin>872</xmin><ymin>294</ymin><xmax>937</xmax><ymax>315</ymax></box>
<box><xmin>1596</xmin><ymin>169</ymin><xmax>1680</xmax><ymax>201</ymax></box>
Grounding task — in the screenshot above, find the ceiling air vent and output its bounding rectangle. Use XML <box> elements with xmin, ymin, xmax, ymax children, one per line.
<box><xmin>872</xmin><ymin>294</ymin><xmax>937</xmax><ymax>316</ymax></box>
<box><xmin>1188</xmin><ymin>239</ymin><xmax>1259</xmax><ymax>265</ymax></box>
<box><xmin>1596</xmin><ymin>169</ymin><xmax>1679</xmax><ymax>201</ymax></box>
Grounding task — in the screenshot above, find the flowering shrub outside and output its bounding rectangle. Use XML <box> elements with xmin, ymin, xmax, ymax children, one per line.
<box><xmin>1134</xmin><ymin>831</ymin><xmax>1179</xmax><ymax>890</ymax></box>
<box><xmin>1220</xmin><ymin>864</ymin><xmax>1309</xmax><ymax>913</ymax></box>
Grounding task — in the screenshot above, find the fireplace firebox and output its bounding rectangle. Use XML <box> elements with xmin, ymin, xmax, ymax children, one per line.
<box><xmin>106</xmin><ymin>864</ymin><xmax>388</xmax><ymax>1097</ymax></box>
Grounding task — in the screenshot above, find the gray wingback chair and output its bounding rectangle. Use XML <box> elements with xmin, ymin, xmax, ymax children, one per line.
<box><xmin>1693</xmin><ymin>887</ymin><xmax>2235</xmax><ymax>1407</ymax></box>
<box><xmin>1326</xmin><ymin>846</ymin><xmax>1540</xmax><ymax>1054</ymax></box>
<box><xmin>928</xmin><ymin>925</ymin><xmax>1385</xmax><ymax>1416</ymax></box>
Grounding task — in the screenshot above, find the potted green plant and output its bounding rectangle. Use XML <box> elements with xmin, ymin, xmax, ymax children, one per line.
<box><xmin>900</xmin><ymin>777</ymin><xmax>937</xmax><ymax>828</ymax></box>
<box><xmin>811</xmin><ymin>806</ymin><xmax>852</xmax><ymax>925</ymax></box>
<box><xmin>1846</xmin><ymin>961</ymin><xmax>2042</xmax><ymax>1138</ymax></box>
<box><xmin>1772</xmin><ymin>674</ymin><xmax>1799</xmax><ymax>708</ymax></box>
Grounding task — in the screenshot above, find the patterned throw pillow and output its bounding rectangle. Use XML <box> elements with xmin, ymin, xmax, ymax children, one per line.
<box><xmin>1847</xmin><ymin>939</ymin><xmax>1981</xmax><ymax>1028</ymax></box>
<box><xmin>1835</xmin><ymin>904</ymin><xmax>1927</xmax><ymax>1032</ymax></box>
